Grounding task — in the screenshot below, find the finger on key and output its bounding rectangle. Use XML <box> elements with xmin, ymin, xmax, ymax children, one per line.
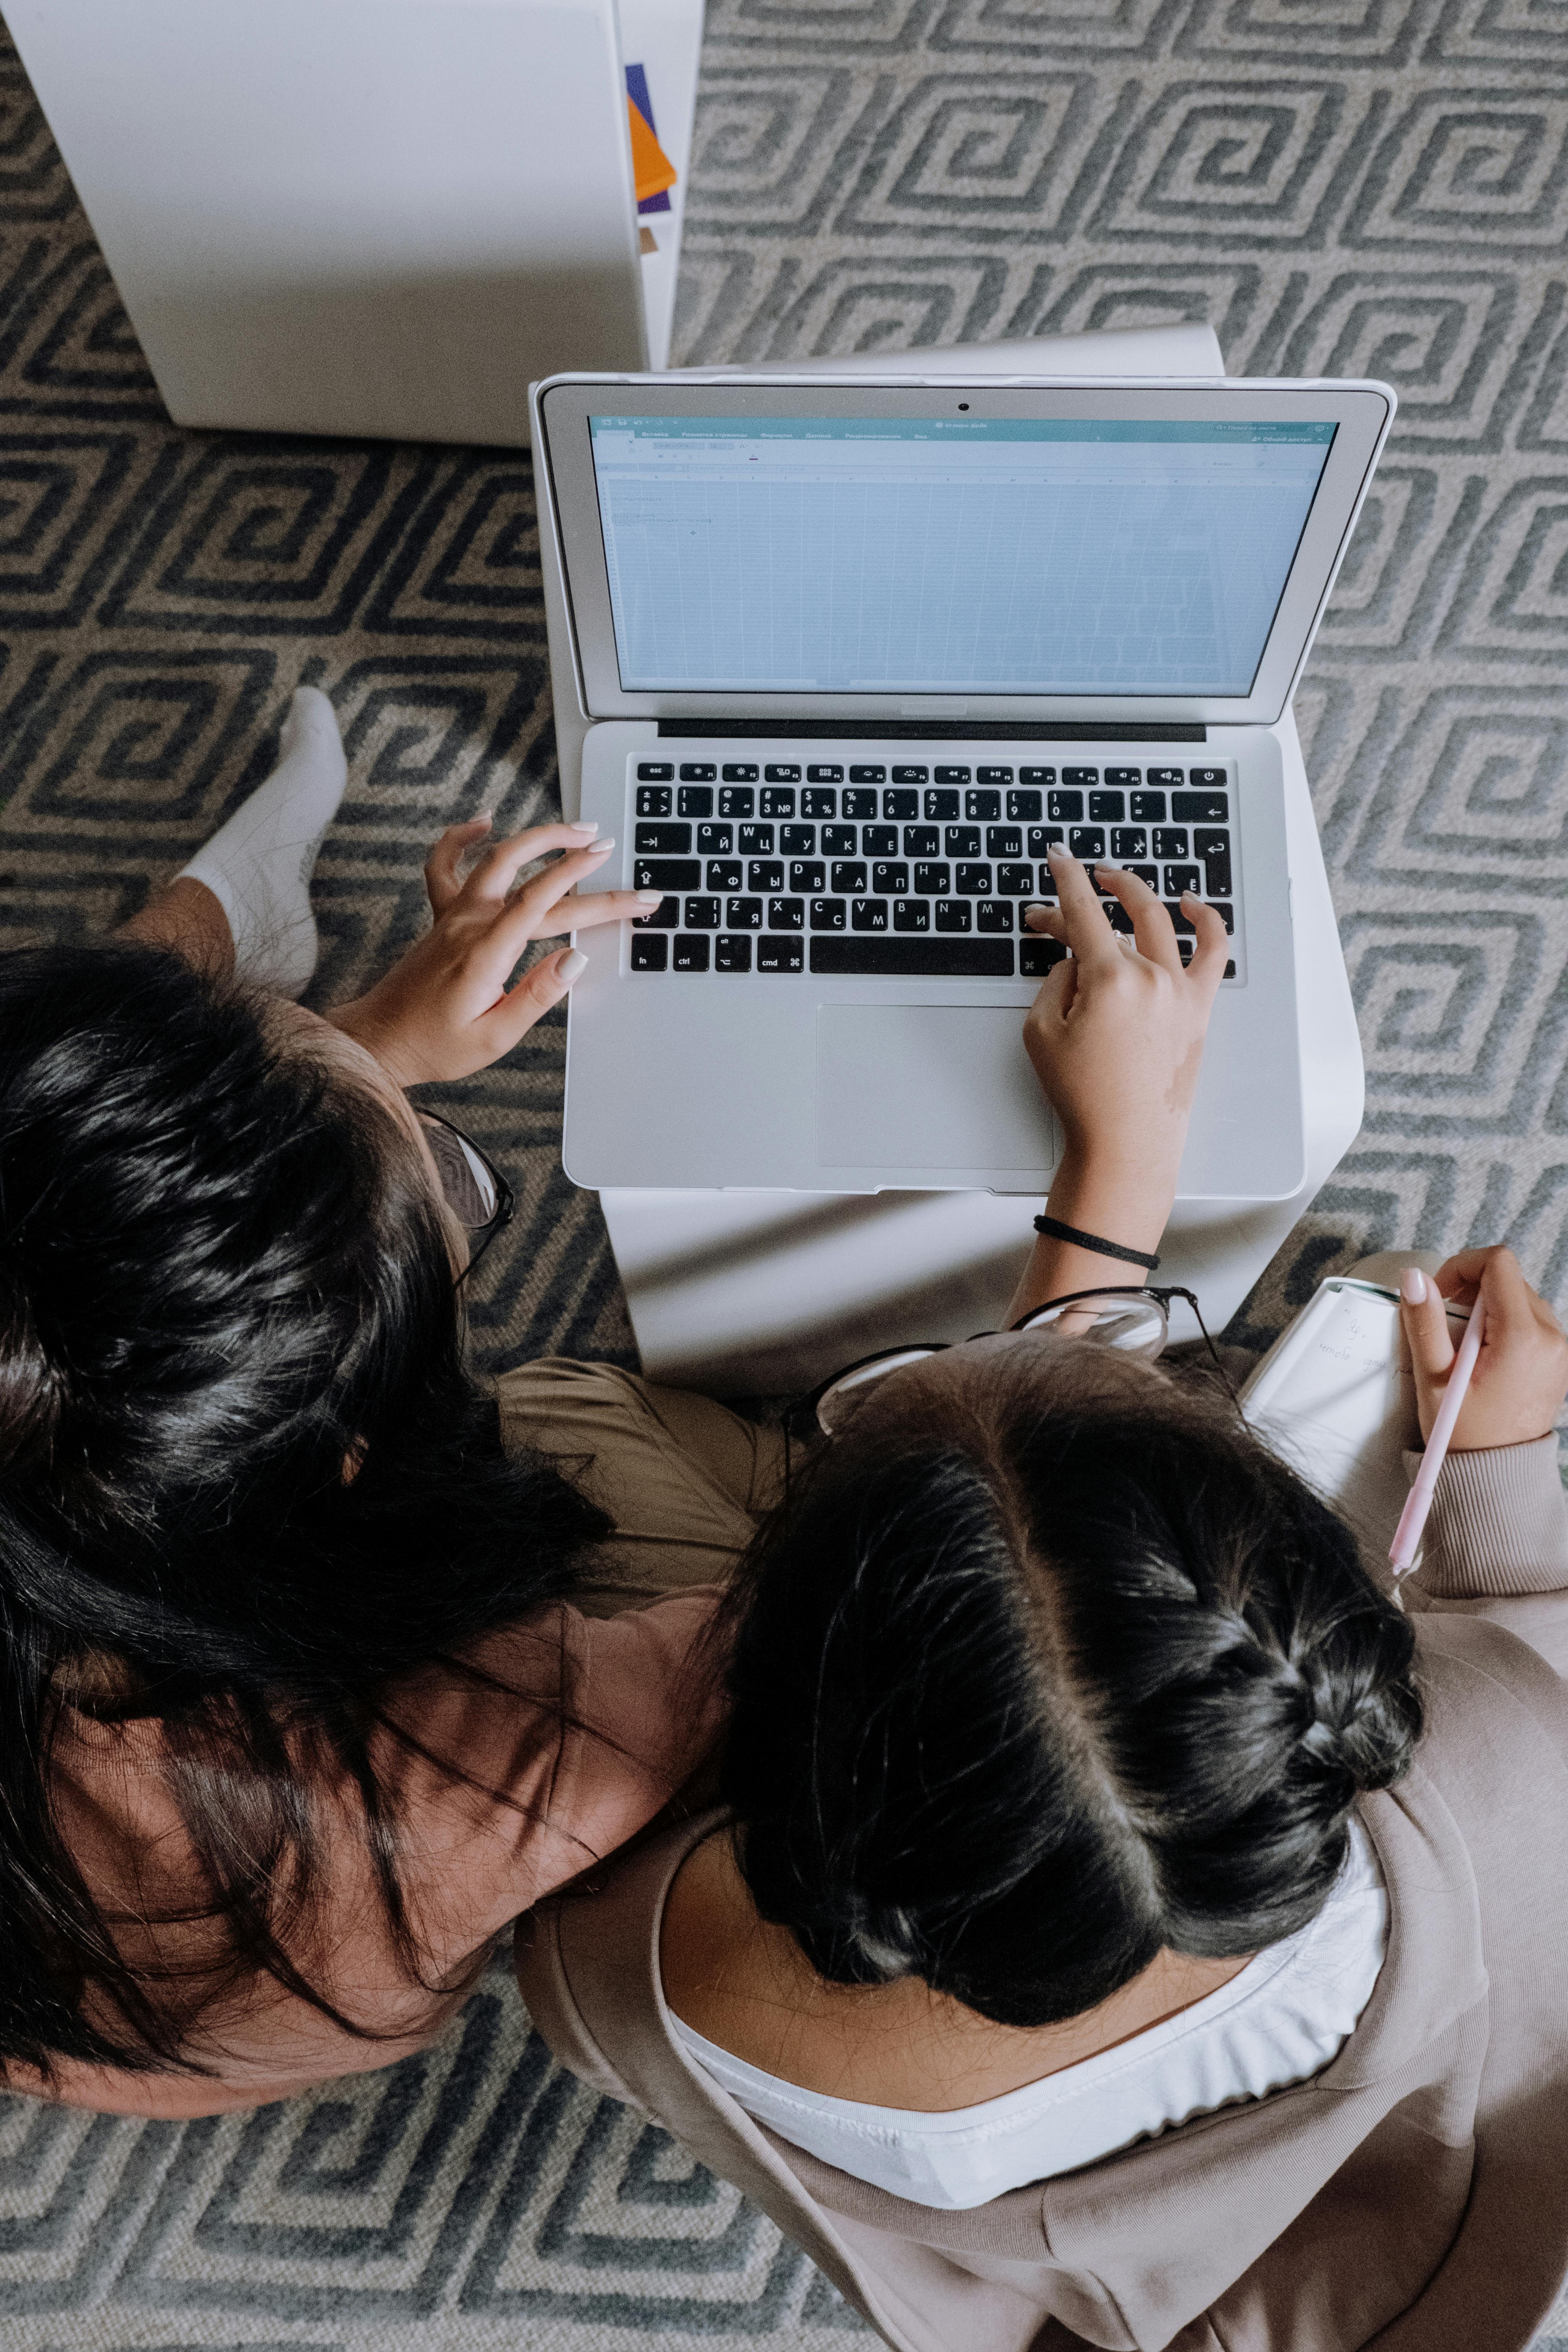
<box><xmin>1183</xmin><ymin>894</ymin><xmax>1231</xmax><ymax>1000</ymax></box>
<box><xmin>1094</xmin><ymin>865</ymin><xmax>1181</xmax><ymax>972</ymax></box>
<box><xmin>1046</xmin><ymin>847</ymin><xmax>1120</xmax><ymax>968</ymax></box>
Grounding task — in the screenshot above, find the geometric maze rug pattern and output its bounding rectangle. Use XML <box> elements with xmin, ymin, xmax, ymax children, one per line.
<box><xmin>0</xmin><ymin>0</ymin><xmax>1566</xmax><ymax>2342</ymax></box>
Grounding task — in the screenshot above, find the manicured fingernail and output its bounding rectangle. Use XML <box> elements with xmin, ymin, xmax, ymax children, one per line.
<box><xmin>1400</xmin><ymin>1266</ymin><xmax>1427</xmax><ymax>1304</ymax></box>
<box><xmin>568</xmin><ymin>818</ymin><xmax>599</xmax><ymax>834</ymax></box>
<box><xmin>587</xmin><ymin>835</ymin><xmax>616</xmax><ymax>854</ymax></box>
<box><xmin>558</xmin><ymin>948</ymin><xmax>589</xmax><ymax>985</ymax></box>
<box><xmin>1046</xmin><ymin>843</ymin><xmax>1070</xmax><ymax>859</ymax></box>
<box><xmin>1181</xmin><ymin>889</ymin><xmax>1200</xmax><ymax>904</ymax></box>
<box><xmin>635</xmin><ymin>889</ymin><xmax>663</xmax><ymax>902</ymax></box>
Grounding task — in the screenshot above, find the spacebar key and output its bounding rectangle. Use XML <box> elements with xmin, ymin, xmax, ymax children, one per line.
<box><xmin>811</xmin><ymin>938</ymin><xmax>1014</xmax><ymax>977</ymax></box>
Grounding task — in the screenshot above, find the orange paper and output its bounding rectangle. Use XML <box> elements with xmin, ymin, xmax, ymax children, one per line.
<box><xmin>628</xmin><ymin>97</ymin><xmax>678</xmax><ymax>204</ymax></box>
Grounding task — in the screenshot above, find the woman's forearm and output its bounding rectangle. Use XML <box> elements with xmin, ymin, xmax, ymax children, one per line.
<box><xmin>1004</xmin><ymin>1147</ymin><xmax>1179</xmax><ymax>1327</ymax></box>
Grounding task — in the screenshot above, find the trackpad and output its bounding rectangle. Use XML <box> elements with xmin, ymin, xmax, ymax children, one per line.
<box><xmin>816</xmin><ymin>1005</ymin><xmax>1061</xmax><ymax>1173</ymax></box>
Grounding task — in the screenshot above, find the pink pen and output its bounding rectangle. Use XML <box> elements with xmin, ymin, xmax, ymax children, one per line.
<box><xmin>1390</xmin><ymin>1291</ymin><xmax>1488</xmax><ymax>1574</ymax></box>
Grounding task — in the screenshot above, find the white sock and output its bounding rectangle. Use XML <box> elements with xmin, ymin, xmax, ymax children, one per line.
<box><xmin>179</xmin><ymin>686</ymin><xmax>348</xmax><ymax>997</ymax></box>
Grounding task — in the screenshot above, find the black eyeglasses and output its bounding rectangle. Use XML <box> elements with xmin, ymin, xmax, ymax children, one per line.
<box><xmin>807</xmin><ymin>1284</ymin><xmax>1234</xmax><ymax>1436</ymax></box>
<box><xmin>413</xmin><ymin>1111</ymin><xmax>514</xmax><ymax>1280</ymax></box>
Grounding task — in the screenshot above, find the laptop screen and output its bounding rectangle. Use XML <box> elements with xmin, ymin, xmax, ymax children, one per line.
<box><xmin>587</xmin><ymin>414</ymin><xmax>1337</xmax><ymax>699</ymax></box>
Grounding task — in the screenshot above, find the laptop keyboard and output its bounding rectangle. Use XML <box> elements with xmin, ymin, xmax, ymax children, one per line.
<box><xmin>626</xmin><ymin>757</ymin><xmax>1237</xmax><ymax>980</ymax></box>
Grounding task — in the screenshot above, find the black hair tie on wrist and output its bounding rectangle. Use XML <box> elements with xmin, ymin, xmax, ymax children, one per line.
<box><xmin>1032</xmin><ymin>1213</ymin><xmax>1160</xmax><ymax>1272</ymax></box>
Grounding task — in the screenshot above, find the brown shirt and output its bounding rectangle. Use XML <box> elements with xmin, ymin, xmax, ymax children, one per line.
<box><xmin>15</xmin><ymin>1588</ymin><xmax>723</xmax><ymax>2117</ymax></box>
<box><xmin>519</xmin><ymin>1437</ymin><xmax>1568</xmax><ymax>2352</ymax></box>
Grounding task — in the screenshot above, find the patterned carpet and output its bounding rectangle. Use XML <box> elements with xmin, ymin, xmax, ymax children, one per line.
<box><xmin>0</xmin><ymin>0</ymin><xmax>1566</xmax><ymax>2344</ymax></box>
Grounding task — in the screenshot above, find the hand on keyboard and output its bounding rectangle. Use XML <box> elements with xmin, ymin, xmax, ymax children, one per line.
<box><xmin>1021</xmin><ymin>849</ymin><xmax>1229</xmax><ymax>1201</ymax></box>
<box><xmin>330</xmin><ymin>817</ymin><xmax>658</xmax><ymax>1084</ymax></box>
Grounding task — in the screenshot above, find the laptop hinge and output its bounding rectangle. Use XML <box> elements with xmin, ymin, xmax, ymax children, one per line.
<box><xmin>658</xmin><ymin>720</ymin><xmax>1208</xmax><ymax>742</ymax></box>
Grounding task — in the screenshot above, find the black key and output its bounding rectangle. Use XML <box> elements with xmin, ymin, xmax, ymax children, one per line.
<box><xmin>892</xmin><ymin>765</ymin><xmax>929</xmax><ymax>784</ymax></box>
<box><xmin>1088</xmin><ymin>865</ymin><xmax>1113</xmax><ymax>897</ymax></box>
<box><xmin>635</xmin><ymin>858</ymin><xmax>700</xmax><ymax>891</ymax></box>
<box><xmin>933</xmin><ymin>765</ymin><xmax>970</xmax><ymax>784</ymax></box>
<box><xmin>684</xmin><ymin>896</ymin><xmax>720</xmax><ymax>929</ymax></box>
<box><xmin>946</xmin><ymin>826</ymin><xmax>981</xmax><ymax>857</ymax></box>
<box><xmin>718</xmin><ymin>785</ymin><xmax>755</xmax><ymax>817</ymax></box>
<box><xmin>738</xmin><ymin>823</ymin><xmax>774</xmax><ymax>854</ymax></box>
<box><xmin>1089</xmin><ymin>790</ymin><xmax>1125</xmax><ymax>822</ymax></box>
<box><xmin>1062</xmin><ymin>766</ymin><xmax>1098</xmax><ymax>787</ymax></box>
<box><xmin>831</xmin><ymin>861</ymin><xmax>868</xmax><ymax>894</ymax></box>
<box><xmin>806</xmin><ymin>765</ymin><xmax>843</xmax><ymax>784</ymax></box>
<box><xmin>1224</xmin><ymin>959</ymin><xmax>1236</xmax><ymax>979</ymax></box>
<box><xmin>760</xmin><ymin>788</ymin><xmax>796</xmax><ymax>817</ymax></box>
<box><xmin>1179</xmin><ymin>939</ymin><xmax>1195</xmax><ymax>966</ymax></box>
<box><xmin>634</xmin><ymin>822</ymin><xmax>691</xmax><ymax>853</ymax></box>
<box><xmin>722</xmin><ymin>762</ymin><xmax>759</xmax><ymax>783</ymax></box>
<box><xmin>914</xmin><ymin>861</ymin><xmax>951</xmax><ymax>894</ymax></box>
<box><xmin>851</xmin><ymin>897</ymin><xmax>890</xmax><ymax>932</ymax></box>
<box><xmin>764</xmin><ymin>763</ymin><xmax>800</xmax><ymax>783</ymax></box>
<box><xmin>1019</xmin><ymin>937</ymin><xmax>1067</xmax><ymax>976</ymax></box>
<box><xmin>976</xmin><ymin>900</ymin><xmax>1013</xmax><ymax>932</ymax></box>
<box><xmin>637</xmin><ymin>761</ymin><xmax>675</xmax><ymax>782</ymax></box>
<box><xmin>884</xmin><ymin>788</ymin><xmax>919</xmax><ymax>819</ymax></box>
<box><xmin>1111</xmin><ymin>827</ymin><xmax>1147</xmax><ymax>860</ymax></box>
<box><xmin>802</xmin><ymin>787</ymin><xmax>837</xmax><ymax>818</ymax></box>
<box><xmin>1189</xmin><ymin>767</ymin><xmax>1227</xmax><ymax>788</ymax></box>
<box><xmin>955</xmin><ymin>862</ymin><xmax>992</xmax><ymax>896</ymax></box>
<box><xmin>976</xmin><ymin>765</ymin><xmax>1013</xmax><ymax>785</ymax></box>
<box><xmin>822</xmin><ymin>824</ymin><xmax>857</xmax><ymax>855</ymax></box>
<box><xmin>1106</xmin><ymin>900</ymin><xmax>1135</xmax><ymax>935</ymax></box>
<box><xmin>1153</xmin><ymin>828</ymin><xmax>1188</xmax><ymax>859</ymax></box>
<box><xmin>904</xmin><ymin>826</ymin><xmax>940</xmax><ymax>855</ymax></box>
<box><xmin>1018</xmin><ymin>766</ymin><xmax>1056</xmax><ymax>786</ymax></box>
<box><xmin>986</xmin><ymin>826</ymin><xmax>1022</xmax><ymax>858</ymax></box>
<box><xmin>996</xmin><ymin>862</ymin><xmax>1035</xmax><ymax>896</ymax></box>
<box><xmin>726</xmin><ymin>897</ymin><xmax>763</xmax><ymax>930</ymax></box>
<box><xmin>636</xmin><ymin>785</ymin><xmax>672</xmax><ymax>817</ymax></box>
<box><xmin>630</xmin><ymin>933</ymin><xmax>668</xmax><ymax>970</ymax></box>
<box><xmin>926</xmin><ymin>788</ymin><xmax>960</xmax><ymax>819</ymax></box>
<box><xmin>1048</xmin><ymin>789</ymin><xmax>1083</xmax><ymax>821</ymax></box>
<box><xmin>716</xmin><ymin>935</ymin><xmax>753</xmax><ymax>972</ymax></box>
<box><xmin>893</xmin><ymin>899</ymin><xmax>931</xmax><ymax>933</ymax></box>
<box><xmin>843</xmin><ymin>787</ymin><xmax>879</xmax><ymax>819</ymax></box>
<box><xmin>1148</xmin><ymin>767</ymin><xmax>1184</xmax><ymax>787</ymax></box>
<box><xmin>965</xmin><ymin>789</ymin><xmax>1001</xmax><ymax>821</ymax></box>
<box><xmin>780</xmin><ymin>824</ymin><xmax>815</xmax><ymax>853</ymax></box>
<box><xmin>848</xmin><ymin>765</ymin><xmax>886</xmax><ymax>785</ymax></box>
<box><xmin>632</xmin><ymin>894</ymin><xmax>679</xmax><ymax>929</ymax></box>
<box><xmin>673</xmin><ymin>935</ymin><xmax>710</xmax><ymax>971</ymax></box>
<box><xmin>790</xmin><ymin>859</ymin><xmax>826</xmax><ymax>892</ymax></box>
<box><xmin>1104</xmin><ymin>767</ymin><xmax>1141</xmax><ymax>787</ymax></box>
<box><xmin>697</xmin><ymin>823</ymin><xmax>733</xmax><ymax>854</ymax></box>
<box><xmin>1209</xmin><ymin>902</ymin><xmax>1236</xmax><ymax>933</ymax></box>
<box><xmin>863</xmin><ymin>824</ymin><xmax>898</xmax><ymax>856</ymax></box>
<box><xmin>1130</xmin><ymin>790</ymin><xmax>1165</xmax><ymax>822</ymax></box>
<box><xmin>1008</xmin><ymin>789</ymin><xmax>1043</xmax><ymax>821</ymax></box>
<box><xmin>1027</xmin><ymin>826</ymin><xmax>1065</xmax><ymax>858</ymax></box>
<box><xmin>677</xmin><ymin>785</ymin><xmax>713</xmax><ymax>817</ymax></box>
<box><xmin>811</xmin><ymin>938</ymin><xmax>1014</xmax><ymax>978</ymax></box>
<box><xmin>1129</xmin><ymin>864</ymin><xmax>1159</xmax><ymax>891</ymax></box>
<box><xmin>758</xmin><ymin>937</ymin><xmax>804</xmax><ymax>972</ymax></box>
<box><xmin>768</xmin><ymin>896</ymin><xmax>805</xmax><ymax>930</ymax></box>
<box><xmin>1195</xmin><ymin>832</ymin><xmax>1232</xmax><ymax>895</ymax></box>
<box><xmin>679</xmin><ymin>762</ymin><xmax>717</xmax><ymax>782</ymax></box>
<box><xmin>810</xmin><ymin>898</ymin><xmax>847</xmax><ymax>931</ymax></box>
<box><xmin>748</xmin><ymin>859</ymin><xmax>784</xmax><ymax>892</ymax></box>
<box><xmin>1173</xmin><ymin>789</ymin><xmax>1228</xmax><ymax>823</ymax></box>
<box><xmin>1069</xmin><ymin>827</ymin><xmax>1105</xmax><ymax>860</ymax></box>
<box><xmin>707</xmin><ymin>860</ymin><xmax>743</xmax><ymax>891</ymax></box>
<box><xmin>935</xmin><ymin>899</ymin><xmax>972</xmax><ymax>933</ymax></box>
<box><xmin>872</xmin><ymin>861</ymin><xmax>910</xmax><ymax>894</ymax></box>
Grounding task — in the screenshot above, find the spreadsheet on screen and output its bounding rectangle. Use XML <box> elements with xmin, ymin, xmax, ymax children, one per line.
<box><xmin>587</xmin><ymin>416</ymin><xmax>1336</xmax><ymax>697</ymax></box>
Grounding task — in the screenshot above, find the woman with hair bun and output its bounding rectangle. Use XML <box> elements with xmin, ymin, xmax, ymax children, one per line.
<box><xmin>521</xmin><ymin>847</ymin><xmax>1568</xmax><ymax>2352</ymax></box>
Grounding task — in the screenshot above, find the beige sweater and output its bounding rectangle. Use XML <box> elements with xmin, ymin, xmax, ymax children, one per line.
<box><xmin>519</xmin><ymin>1436</ymin><xmax>1568</xmax><ymax>2352</ymax></box>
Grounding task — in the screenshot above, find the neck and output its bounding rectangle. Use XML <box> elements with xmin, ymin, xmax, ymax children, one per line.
<box><xmin>661</xmin><ymin>1829</ymin><xmax>1253</xmax><ymax>2113</ymax></box>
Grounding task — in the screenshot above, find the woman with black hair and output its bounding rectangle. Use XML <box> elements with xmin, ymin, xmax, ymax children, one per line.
<box><xmin>521</xmin><ymin>853</ymin><xmax>1568</xmax><ymax>2351</ymax></box>
<box><xmin>0</xmin><ymin>689</ymin><xmax>774</xmax><ymax>2115</ymax></box>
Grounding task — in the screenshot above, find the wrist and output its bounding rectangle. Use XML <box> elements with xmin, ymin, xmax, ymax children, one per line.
<box><xmin>325</xmin><ymin>996</ymin><xmax>422</xmax><ymax>1090</ymax></box>
<box><xmin>1046</xmin><ymin>1147</ymin><xmax>1177</xmax><ymax>1257</ymax></box>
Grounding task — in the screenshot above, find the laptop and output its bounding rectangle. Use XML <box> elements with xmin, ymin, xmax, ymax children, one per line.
<box><xmin>533</xmin><ymin>371</ymin><xmax>1394</xmax><ymax>1199</ymax></box>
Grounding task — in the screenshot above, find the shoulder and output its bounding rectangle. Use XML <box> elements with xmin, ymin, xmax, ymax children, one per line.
<box><xmin>1409</xmin><ymin>1612</ymin><xmax>1568</xmax><ymax>1841</ymax></box>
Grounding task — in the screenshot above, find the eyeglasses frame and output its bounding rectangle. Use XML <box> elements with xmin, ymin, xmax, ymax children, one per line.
<box><xmin>413</xmin><ymin>1109</ymin><xmax>516</xmax><ymax>1283</ymax></box>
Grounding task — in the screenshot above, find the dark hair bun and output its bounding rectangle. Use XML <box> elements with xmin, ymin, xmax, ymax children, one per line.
<box><xmin>723</xmin><ymin>1348</ymin><xmax>1421</xmax><ymax>2030</ymax></box>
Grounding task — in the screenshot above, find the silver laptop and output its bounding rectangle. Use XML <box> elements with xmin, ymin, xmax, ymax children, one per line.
<box><xmin>534</xmin><ymin>373</ymin><xmax>1393</xmax><ymax>1200</ymax></box>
